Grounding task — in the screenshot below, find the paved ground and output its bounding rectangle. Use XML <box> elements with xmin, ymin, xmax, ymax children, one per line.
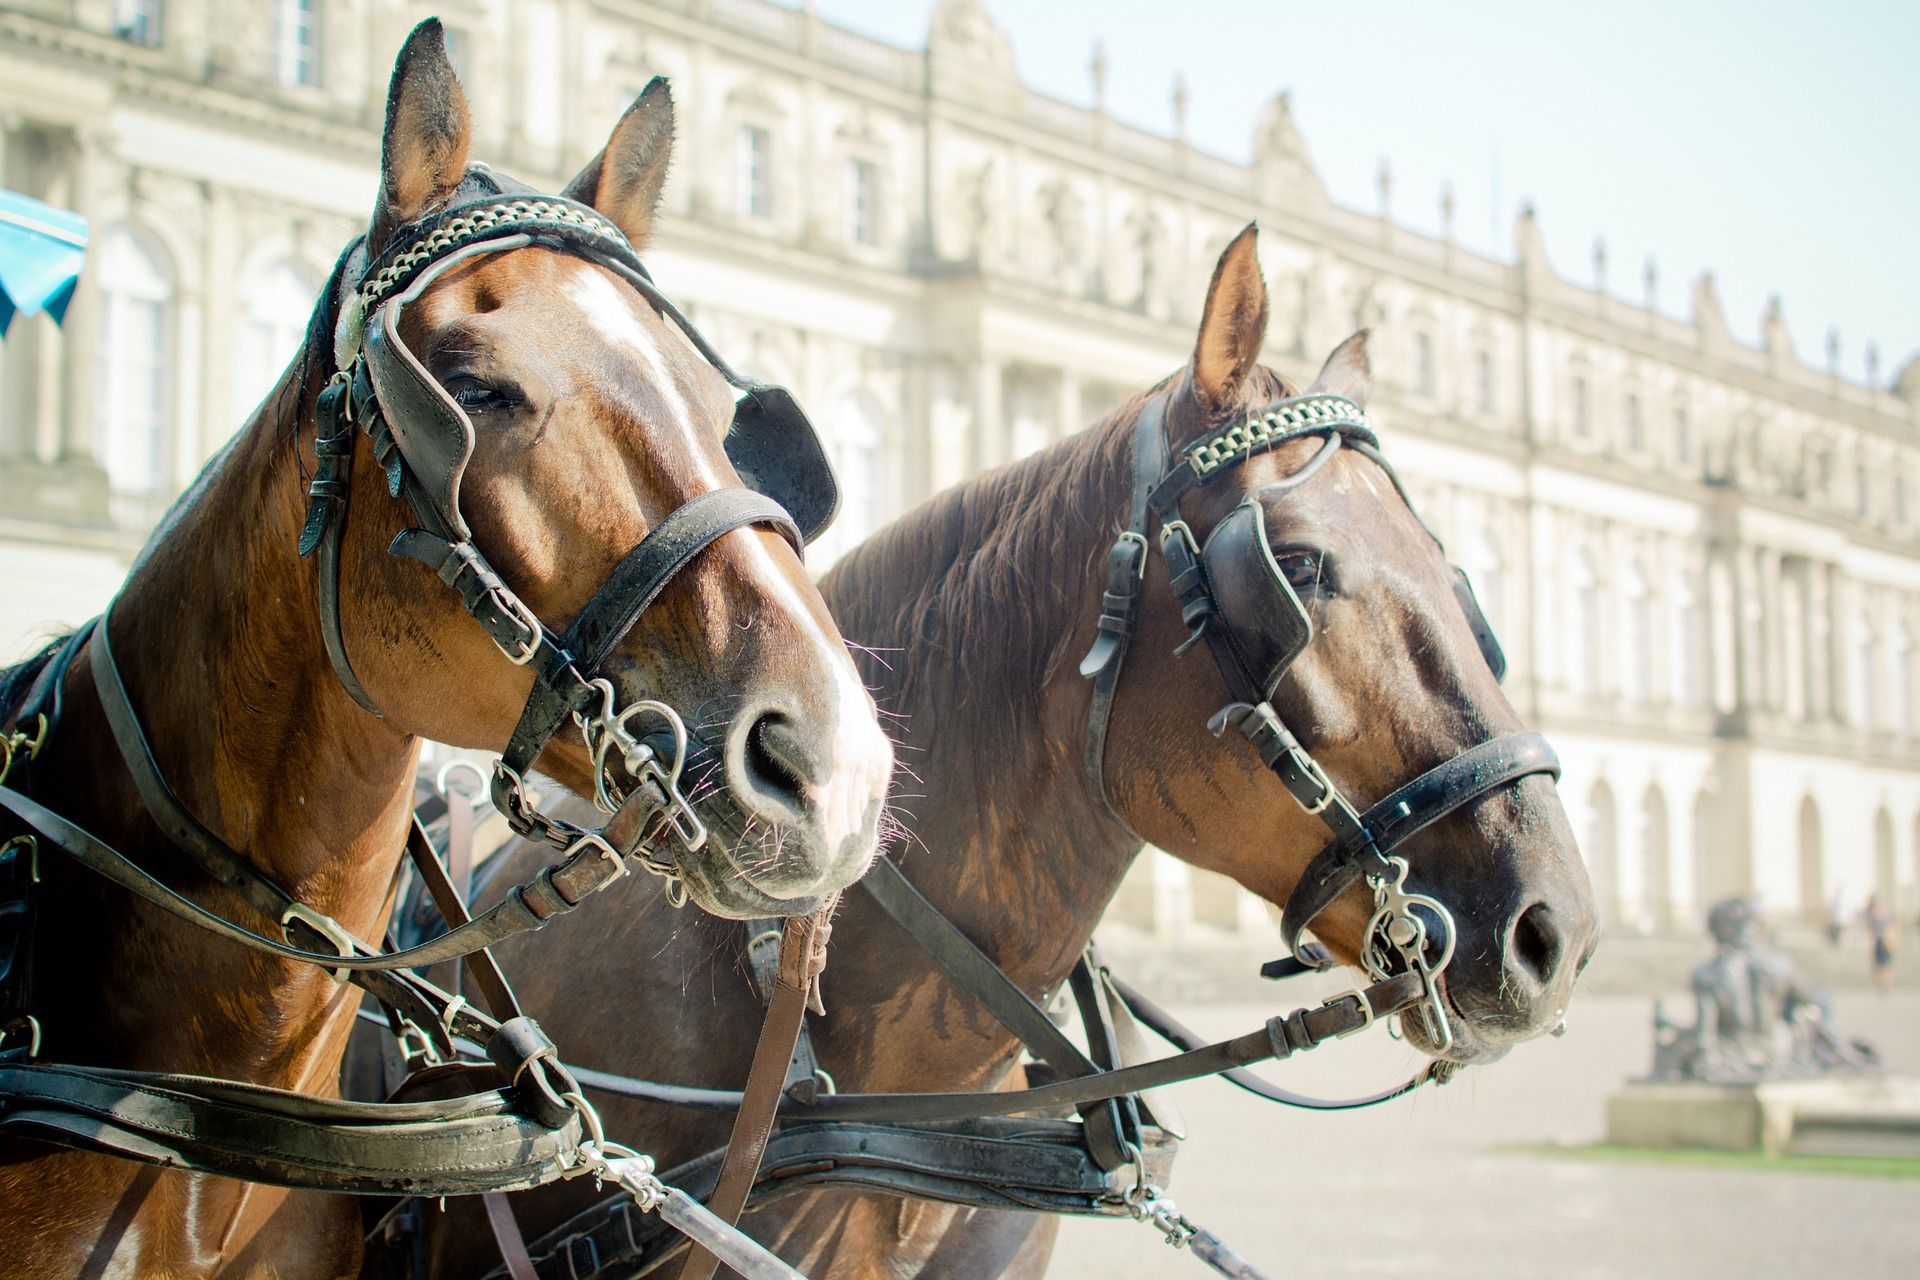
<box><xmin>1048</xmin><ymin>981</ymin><xmax>1920</xmax><ymax>1280</ymax></box>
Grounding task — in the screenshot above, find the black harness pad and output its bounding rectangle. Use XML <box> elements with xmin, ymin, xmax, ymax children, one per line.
<box><xmin>1450</xmin><ymin>567</ymin><xmax>1507</xmax><ymax>683</ymax></box>
<box><xmin>726</xmin><ymin>386</ymin><xmax>840</xmax><ymax>546</ymax></box>
<box><xmin>1201</xmin><ymin>500</ymin><xmax>1313</xmax><ymax>701</ymax></box>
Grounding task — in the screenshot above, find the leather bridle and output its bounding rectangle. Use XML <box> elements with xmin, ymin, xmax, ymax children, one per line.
<box><xmin>299</xmin><ymin>169</ymin><xmax>840</xmax><ymax>893</ymax></box>
<box><xmin>1079</xmin><ymin>386</ymin><xmax>1562</xmax><ymax>1054</ymax></box>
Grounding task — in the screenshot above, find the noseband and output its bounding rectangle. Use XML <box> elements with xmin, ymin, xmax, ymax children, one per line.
<box><xmin>298</xmin><ymin>170</ymin><xmax>841</xmax><ymax>891</ymax></box>
<box><xmin>1080</xmin><ymin>388</ymin><xmax>1561</xmax><ymax>1053</ymax></box>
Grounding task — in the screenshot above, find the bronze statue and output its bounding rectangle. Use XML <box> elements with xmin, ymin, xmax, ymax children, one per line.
<box><xmin>1649</xmin><ymin>898</ymin><xmax>1878</xmax><ymax>1082</ymax></box>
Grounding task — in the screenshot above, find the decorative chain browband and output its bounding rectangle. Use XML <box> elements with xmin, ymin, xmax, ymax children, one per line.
<box><xmin>1183</xmin><ymin>394</ymin><xmax>1375</xmax><ymax>478</ymax></box>
<box><xmin>360</xmin><ymin>196</ymin><xmax>630</xmax><ymax>314</ymax></box>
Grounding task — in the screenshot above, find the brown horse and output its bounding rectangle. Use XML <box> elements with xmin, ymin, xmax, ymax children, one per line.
<box><xmin>410</xmin><ymin>226</ymin><xmax>1597</xmax><ymax>1278</ymax></box>
<box><xmin>0</xmin><ymin>24</ymin><xmax>889</xmax><ymax>1280</ymax></box>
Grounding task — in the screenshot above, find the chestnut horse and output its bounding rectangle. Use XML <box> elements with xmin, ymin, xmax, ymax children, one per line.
<box><xmin>0</xmin><ymin>24</ymin><xmax>889</xmax><ymax>1279</ymax></box>
<box><xmin>408</xmin><ymin>227</ymin><xmax>1597</xmax><ymax>1278</ymax></box>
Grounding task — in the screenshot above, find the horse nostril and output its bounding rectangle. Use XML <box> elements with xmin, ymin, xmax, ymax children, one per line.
<box><xmin>1510</xmin><ymin>902</ymin><xmax>1563</xmax><ymax>987</ymax></box>
<box><xmin>741</xmin><ymin>710</ymin><xmax>820</xmax><ymax>807</ymax></box>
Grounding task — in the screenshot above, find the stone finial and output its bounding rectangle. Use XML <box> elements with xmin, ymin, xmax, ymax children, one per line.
<box><xmin>1439</xmin><ymin>183</ymin><xmax>1456</xmax><ymax>240</ymax></box>
<box><xmin>1376</xmin><ymin>158</ymin><xmax>1392</xmax><ymax>218</ymax></box>
<box><xmin>1762</xmin><ymin>294</ymin><xmax>1792</xmax><ymax>357</ymax></box>
<box><xmin>1171</xmin><ymin>72</ymin><xmax>1190</xmax><ymax>140</ymax></box>
<box><xmin>1090</xmin><ymin>40</ymin><xmax>1109</xmax><ymax>111</ymax></box>
<box><xmin>1593</xmin><ymin>236</ymin><xmax>1608</xmax><ymax>290</ymax></box>
<box><xmin>1643</xmin><ymin>256</ymin><xmax>1658</xmax><ymax>309</ymax></box>
<box><xmin>1691</xmin><ymin>271</ymin><xmax>1729</xmax><ymax>344</ymax></box>
<box><xmin>1867</xmin><ymin>342</ymin><xmax>1882</xmax><ymax>387</ymax></box>
<box><xmin>1827</xmin><ymin>326</ymin><xmax>1842</xmax><ymax>374</ymax></box>
<box><xmin>1514</xmin><ymin>202</ymin><xmax>1545</xmax><ymax>265</ymax></box>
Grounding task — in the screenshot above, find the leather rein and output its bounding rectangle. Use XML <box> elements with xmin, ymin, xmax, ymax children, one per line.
<box><xmin>434</xmin><ymin>390</ymin><xmax>1568</xmax><ymax>1280</ymax></box>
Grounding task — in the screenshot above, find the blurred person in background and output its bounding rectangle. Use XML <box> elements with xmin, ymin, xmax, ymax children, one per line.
<box><xmin>1864</xmin><ymin>894</ymin><xmax>1896</xmax><ymax>992</ymax></box>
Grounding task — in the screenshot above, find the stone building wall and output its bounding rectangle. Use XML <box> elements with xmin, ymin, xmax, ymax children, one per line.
<box><xmin>2</xmin><ymin>0</ymin><xmax>1916</xmax><ymax>937</ymax></box>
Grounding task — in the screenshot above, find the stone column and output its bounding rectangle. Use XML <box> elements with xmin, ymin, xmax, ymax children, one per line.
<box><xmin>1758</xmin><ymin>548</ymin><xmax>1783</xmax><ymax>712</ymax></box>
<box><xmin>1810</xmin><ymin>563</ymin><xmax>1836</xmax><ymax>722</ymax></box>
<box><xmin>198</xmin><ymin>185</ymin><xmax>236</xmax><ymax>459</ymax></box>
<box><xmin>57</xmin><ymin>130</ymin><xmax>104</xmax><ymax>466</ymax></box>
<box><xmin>972</xmin><ymin>353</ymin><xmax>1004</xmax><ymax>474</ymax></box>
<box><xmin>1708</xmin><ymin>544</ymin><xmax>1739</xmax><ymax>717</ymax></box>
<box><xmin>1056</xmin><ymin>368</ymin><xmax>1082</xmax><ymax>443</ymax></box>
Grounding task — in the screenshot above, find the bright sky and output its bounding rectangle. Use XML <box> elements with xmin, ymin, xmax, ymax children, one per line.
<box><xmin>816</xmin><ymin>0</ymin><xmax>1918</xmax><ymax>386</ymax></box>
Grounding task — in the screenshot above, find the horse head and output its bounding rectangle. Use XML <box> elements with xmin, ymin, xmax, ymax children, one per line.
<box><xmin>1101</xmin><ymin>226</ymin><xmax>1597</xmax><ymax>1063</ymax></box>
<box><xmin>320</xmin><ymin>23</ymin><xmax>891</xmax><ymax>917</ymax></box>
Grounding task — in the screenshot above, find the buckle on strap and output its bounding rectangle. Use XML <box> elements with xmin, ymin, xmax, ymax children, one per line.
<box><xmin>280</xmin><ymin>902</ymin><xmax>359</xmax><ymax>983</ymax></box>
<box><xmin>1320</xmin><ymin>989</ymin><xmax>1375</xmax><ymax>1040</ymax></box>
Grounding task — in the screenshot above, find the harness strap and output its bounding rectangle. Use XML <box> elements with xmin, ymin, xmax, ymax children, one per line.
<box><xmin>0</xmin><ymin>1059</ymin><xmax>580</xmax><ymax>1195</ymax></box>
<box><xmin>1277</xmin><ymin>731</ymin><xmax>1561</xmax><ymax>953</ymax></box>
<box><xmin>861</xmin><ymin>857</ymin><xmax>1134</xmax><ymax>1169</ymax></box>
<box><xmin>1077</xmin><ymin>396</ymin><xmax>1168</xmax><ymax>836</ymax></box>
<box><xmin>677</xmin><ymin>910</ymin><xmax>826</xmax><ymax>1280</ymax></box>
<box><xmin>483</xmin><ymin>1119</ymin><xmax>1181</xmax><ymax>1280</ymax></box>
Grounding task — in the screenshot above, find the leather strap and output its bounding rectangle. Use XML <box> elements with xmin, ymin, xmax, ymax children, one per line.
<box><xmin>677</xmin><ymin>910</ymin><xmax>825</xmax><ymax>1280</ymax></box>
<box><xmin>485</xmin><ymin>1191</ymin><xmax>539</xmax><ymax>1280</ymax></box>
<box><xmin>860</xmin><ymin>857</ymin><xmax>1132</xmax><ymax>1168</ymax></box>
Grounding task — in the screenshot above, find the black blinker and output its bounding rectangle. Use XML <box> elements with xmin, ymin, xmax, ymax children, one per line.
<box><xmin>725</xmin><ymin>386</ymin><xmax>841</xmax><ymax>547</ymax></box>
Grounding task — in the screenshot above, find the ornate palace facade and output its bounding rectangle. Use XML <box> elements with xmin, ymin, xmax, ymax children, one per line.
<box><xmin>3</xmin><ymin>0</ymin><xmax>1917</xmax><ymax>935</ymax></box>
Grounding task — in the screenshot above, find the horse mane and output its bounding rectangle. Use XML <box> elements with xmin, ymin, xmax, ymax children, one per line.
<box><xmin>822</xmin><ymin>365</ymin><xmax>1294</xmax><ymax>728</ymax></box>
<box><xmin>0</xmin><ymin>633</ymin><xmax>71</xmax><ymax>721</ymax></box>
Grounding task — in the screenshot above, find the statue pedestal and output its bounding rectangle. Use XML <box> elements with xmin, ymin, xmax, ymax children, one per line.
<box><xmin>1607</xmin><ymin>1077</ymin><xmax>1920</xmax><ymax>1157</ymax></box>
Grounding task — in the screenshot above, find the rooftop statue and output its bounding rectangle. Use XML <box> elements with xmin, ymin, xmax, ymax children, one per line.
<box><xmin>1649</xmin><ymin>898</ymin><xmax>1878</xmax><ymax>1083</ymax></box>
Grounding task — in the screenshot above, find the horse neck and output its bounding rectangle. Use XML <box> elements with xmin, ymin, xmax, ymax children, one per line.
<box><xmin>826</xmin><ymin>408</ymin><xmax>1148</xmax><ymax>996</ymax></box>
<box><xmin>82</xmin><ymin>376</ymin><xmax>417</xmax><ymax>936</ymax></box>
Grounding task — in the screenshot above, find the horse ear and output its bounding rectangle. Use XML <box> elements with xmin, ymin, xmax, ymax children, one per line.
<box><xmin>563</xmin><ymin>78</ymin><xmax>675</xmax><ymax>250</ymax></box>
<box><xmin>1187</xmin><ymin>224</ymin><xmax>1269</xmax><ymax>418</ymax></box>
<box><xmin>1308</xmin><ymin>330</ymin><xmax>1373</xmax><ymax>408</ymax></box>
<box><xmin>370</xmin><ymin>20</ymin><xmax>471</xmax><ymax>255</ymax></box>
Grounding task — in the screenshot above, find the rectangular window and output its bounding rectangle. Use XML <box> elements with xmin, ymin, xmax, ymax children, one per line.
<box><xmin>1475</xmin><ymin>350</ymin><xmax>1494</xmax><ymax>415</ymax></box>
<box><xmin>846</xmin><ymin>158</ymin><xmax>879</xmax><ymax>246</ymax></box>
<box><xmin>1856</xmin><ymin>462</ymin><xmax>1871</xmax><ymax>517</ymax></box>
<box><xmin>1413</xmin><ymin>333</ymin><xmax>1433</xmax><ymax>397</ymax></box>
<box><xmin>1624</xmin><ymin>394</ymin><xmax>1643</xmax><ymax>451</ymax></box>
<box><xmin>1571</xmin><ymin>376</ymin><xmax>1591</xmax><ymax>439</ymax></box>
<box><xmin>736</xmin><ymin>125</ymin><xmax>771</xmax><ymax>219</ymax></box>
<box><xmin>1674</xmin><ymin>407</ymin><xmax>1692</xmax><ymax>463</ymax></box>
<box><xmin>1895</xmin><ymin>474</ymin><xmax>1909</xmax><ymax>525</ymax></box>
<box><xmin>115</xmin><ymin>0</ymin><xmax>163</xmax><ymax>47</ymax></box>
<box><xmin>275</xmin><ymin>0</ymin><xmax>319</xmax><ymax>87</ymax></box>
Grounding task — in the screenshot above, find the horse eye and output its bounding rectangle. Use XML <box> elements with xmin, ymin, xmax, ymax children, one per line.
<box><xmin>445</xmin><ymin>376</ymin><xmax>516</xmax><ymax>414</ymax></box>
<box><xmin>1273</xmin><ymin>549</ymin><xmax>1328</xmax><ymax>592</ymax></box>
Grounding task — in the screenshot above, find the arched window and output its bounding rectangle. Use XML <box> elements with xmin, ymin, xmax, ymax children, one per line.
<box><xmin>1622</xmin><ymin>558</ymin><xmax>1652</xmax><ymax>702</ymax></box>
<box><xmin>233</xmin><ymin>259</ymin><xmax>317</xmax><ymax>422</ymax></box>
<box><xmin>1640</xmin><ymin>786</ymin><xmax>1670</xmax><ymax>932</ymax></box>
<box><xmin>1586</xmin><ymin>779</ymin><xmax>1618</xmax><ymax>927</ymax></box>
<box><xmin>1568</xmin><ymin>548</ymin><xmax>1602</xmax><ymax>695</ymax></box>
<box><xmin>1465</xmin><ymin>521</ymin><xmax>1504</xmax><ymax>635</ymax></box>
<box><xmin>814</xmin><ymin>392</ymin><xmax>884</xmax><ymax>567</ymax></box>
<box><xmin>94</xmin><ymin>226</ymin><xmax>174</xmax><ymax>496</ymax></box>
<box><xmin>1798</xmin><ymin>795</ymin><xmax>1824</xmax><ymax>923</ymax></box>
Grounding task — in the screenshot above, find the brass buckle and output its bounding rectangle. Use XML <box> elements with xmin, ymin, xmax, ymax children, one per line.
<box><xmin>0</xmin><ymin>714</ymin><xmax>49</xmax><ymax>786</ymax></box>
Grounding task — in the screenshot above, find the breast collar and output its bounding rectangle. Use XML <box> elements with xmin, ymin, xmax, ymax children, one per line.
<box><xmin>1078</xmin><ymin>388</ymin><xmax>1561</xmax><ymax>1054</ymax></box>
